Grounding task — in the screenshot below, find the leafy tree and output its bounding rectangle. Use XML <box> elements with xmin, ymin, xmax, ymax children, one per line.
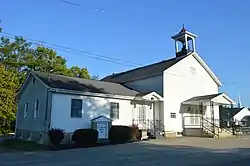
<box><xmin>0</xmin><ymin>27</ymin><xmax>95</xmax><ymax>134</ymax></box>
<box><xmin>0</xmin><ymin>64</ymin><xmax>19</xmax><ymax>135</ymax></box>
<box><xmin>68</xmin><ymin>66</ymin><xmax>91</xmax><ymax>79</ymax></box>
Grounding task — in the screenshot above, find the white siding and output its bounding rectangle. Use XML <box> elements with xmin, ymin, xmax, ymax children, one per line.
<box><xmin>124</xmin><ymin>75</ymin><xmax>163</xmax><ymax>96</ymax></box>
<box><xmin>163</xmin><ymin>55</ymin><xmax>219</xmax><ymax>132</ymax></box>
<box><xmin>233</xmin><ymin>107</ymin><xmax>250</xmax><ymax>122</ymax></box>
<box><xmin>50</xmin><ymin>93</ymin><xmax>153</xmax><ymax>132</ymax></box>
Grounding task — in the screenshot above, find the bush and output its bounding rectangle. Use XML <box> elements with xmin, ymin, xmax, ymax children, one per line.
<box><xmin>109</xmin><ymin>125</ymin><xmax>132</xmax><ymax>143</ymax></box>
<box><xmin>130</xmin><ymin>124</ymin><xmax>142</xmax><ymax>140</ymax></box>
<box><xmin>72</xmin><ymin>129</ymin><xmax>98</xmax><ymax>146</ymax></box>
<box><xmin>47</xmin><ymin>128</ymin><xmax>65</xmax><ymax>147</ymax></box>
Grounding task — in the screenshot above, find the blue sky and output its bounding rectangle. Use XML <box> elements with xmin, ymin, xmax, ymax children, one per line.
<box><xmin>1</xmin><ymin>0</ymin><xmax>249</xmax><ymax>106</ymax></box>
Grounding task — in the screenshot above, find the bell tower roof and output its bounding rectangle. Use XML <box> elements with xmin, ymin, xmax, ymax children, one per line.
<box><xmin>171</xmin><ymin>26</ymin><xmax>198</xmax><ymax>41</ymax></box>
<box><xmin>172</xmin><ymin>26</ymin><xmax>198</xmax><ymax>57</ymax></box>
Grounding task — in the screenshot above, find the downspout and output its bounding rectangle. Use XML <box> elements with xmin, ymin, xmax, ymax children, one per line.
<box><xmin>44</xmin><ymin>87</ymin><xmax>49</xmax><ymax>132</ymax></box>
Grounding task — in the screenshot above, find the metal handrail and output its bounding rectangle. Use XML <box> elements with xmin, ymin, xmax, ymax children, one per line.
<box><xmin>132</xmin><ymin>119</ymin><xmax>165</xmax><ymax>137</ymax></box>
<box><xmin>202</xmin><ymin>117</ymin><xmax>219</xmax><ymax>138</ymax></box>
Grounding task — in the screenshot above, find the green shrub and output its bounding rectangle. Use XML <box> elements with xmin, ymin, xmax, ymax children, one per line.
<box><xmin>130</xmin><ymin>124</ymin><xmax>142</xmax><ymax>140</ymax></box>
<box><xmin>72</xmin><ymin>129</ymin><xmax>98</xmax><ymax>146</ymax></box>
<box><xmin>109</xmin><ymin>125</ymin><xmax>132</xmax><ymax>143</ymax></box>
<box><xmin>47</xmin><ymin>128</ymin><xmax>65</xmax><ymax>147</ymax></box>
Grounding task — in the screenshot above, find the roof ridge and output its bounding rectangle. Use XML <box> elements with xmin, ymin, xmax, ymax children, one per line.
<box><xmin>103</xmin><ymin>55</ymin><xmax>187</xmax><ymax>79</ymax></box>
<box><xmin>31</xmin><ymin>71</ymin><xmax>140</xmax><ymax>96</ymax></box>
<box><xmin>31</xmin><ymin>70</ymin><xmax>123</xmax><ymax>85</ymax></box>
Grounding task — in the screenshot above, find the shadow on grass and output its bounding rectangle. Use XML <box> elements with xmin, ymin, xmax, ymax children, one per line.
<box><xmin>0</xmin><ymin>139</ymin><xmax>47</xmax><ymax>152</ymax></box>
<box><xmin>0</xmin><ymin>138</ymin><xmax>141</xmax><ymax>152</ymax></box>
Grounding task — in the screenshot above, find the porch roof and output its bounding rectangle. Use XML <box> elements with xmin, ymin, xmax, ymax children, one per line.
<box><xmin>134</xmin><ymin>91</ymin><xmax>163</xmax><ymax>101</ymax></box>
<box><xmin>182</xmin><ymin>93</ymin><xmax>235</xmax><ymax>106</ymax></box>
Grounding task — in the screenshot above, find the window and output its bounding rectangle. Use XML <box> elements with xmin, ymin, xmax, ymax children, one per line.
<box><xmin>170</xmin><ymin>112</ymin><xmax>176</xmax><ymax>118</ymax></box>
<box><xmin>110</xmin><ymin>102</ymin><xmax>119</xmax><ymax>120</ymax></box>
<box><xmin>32</xmin><ymin>78</ymin><xmax>36</xmax><ymax>85</ymax></box>
<box><xmin>33</xmin><ymin>100</ymin><xmax>39</xmax><ymax>119</ymax></box>
<box><xmin>24</xmin><ymin>103</ymin><xmax>28</xmax><ymax>119</ymax></box>
<box><xmin>71</xmin><ymin>99</ymin><xmax>82</xmax><ymax>118</ymax></box>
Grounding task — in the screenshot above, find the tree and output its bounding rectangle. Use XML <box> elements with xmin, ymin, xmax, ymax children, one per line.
<box><xmin>0</xmin><ymin>64</ymin><xmax>19</xmax><ymax>135</ymax></box>
<box><xmin>0</xmin><ymin>28</ymin><xmax>95</xmax><ymax>134</ymax></box>
<box><xmin>68</xmin><ymin>66</ymin><xmax>91</xmax><ymax>79</ymax></box>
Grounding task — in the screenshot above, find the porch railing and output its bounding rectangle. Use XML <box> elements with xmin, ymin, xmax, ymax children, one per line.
<box><xmin>183</xmin><ymin>116</ymin><xmax>220</xmax><ymax>138</ymax></box>
<box><xmin>132</xmin><ymin>119</ymin><xmax>165</xmax><ymax>137</ymax></box>
<box><xmin>202</xmin><ymin>117</ymin><xmax>220</xmax><ymax>138</ymax></box>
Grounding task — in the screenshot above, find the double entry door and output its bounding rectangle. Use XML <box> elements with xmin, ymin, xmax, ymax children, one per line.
<box><xmin>138</xmin><ymin>105</ymin><xmax>147</xmax><ymax>127</ymax></box>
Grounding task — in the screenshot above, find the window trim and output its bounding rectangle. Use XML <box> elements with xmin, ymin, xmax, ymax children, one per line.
<box><xmin>71</xmin><ymin>99</ymin><xmax>83</xmax><ymax>118</ymax></box>
<box><xmin>32</xmin><ymin>77</ymin><xmax>36</xmax><ymax>85</ymax></box>
<box><xmin>110</xmin><ymin>102</ymin><xmax>119</xmax><ymax>120</ymax></box>
<box><xmin>24</xmin><ymin>103</ymin><xmax>28</xmax><ymax>119</ymax></box>
<box><xmin>33</xmin><ymin>100</ymin><xmax>39</xmax><ymax>119</ymax></box>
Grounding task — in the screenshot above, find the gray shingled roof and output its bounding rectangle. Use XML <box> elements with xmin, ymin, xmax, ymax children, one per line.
<box><xmin>184</xmin><ymin>93</ymin><xmax>223</xmax><ymax>102</ymax></box>
<box><xmin>219</xmin><ymin>107</ymin><xmax>244</xmax><ymax>121</ymax></box>
<box><xmin>101</xmin><ymin>55</ymin><xmax>188</xmax><ymax>83</ymax></box>
<box><xmin>32</xmin><ymin>71</ymin><xmax>139</xmax><ymax>96</ymax></box>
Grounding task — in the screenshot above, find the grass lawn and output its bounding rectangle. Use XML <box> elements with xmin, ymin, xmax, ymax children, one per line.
<box><xmin>0</xmin><ymin>139</ymin><xmax>47</xmax><ymax>151</ymax></box>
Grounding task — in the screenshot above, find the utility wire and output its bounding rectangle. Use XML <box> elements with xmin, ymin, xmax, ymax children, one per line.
<box><xmin>0</xmin><ymin>34</ymin><xmax>138</xmax><ymax>68</ymax></box>
<box><xmin>0</xmin><ymin>32</ymin><xmax>239</xmax><ymax>87</ymax></box>
<box><xmin>58</xmin><ymin>0</ymin><xmax>105</xmax><ymax>12</ymax></box>
<box><xmin>59</xmin><ymin>0</ymin><xmax>81</xmax><ymax>7</ymax></box>
<box><xmin>0</xmin><ymin>31</ymin><xmax>142</xmax><ymax>67</ymax></box>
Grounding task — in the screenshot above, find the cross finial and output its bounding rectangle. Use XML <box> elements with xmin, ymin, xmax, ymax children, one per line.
<box><xmin>179</xmin><ymin>24</ymin><xmax>186</xmax><ymax>33</ymax></box>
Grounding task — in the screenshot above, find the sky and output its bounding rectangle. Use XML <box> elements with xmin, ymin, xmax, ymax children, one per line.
<box><xmin>0</xmin><ymin>0</ymin><xmax>249</xmax><ymax>106</ymax></box>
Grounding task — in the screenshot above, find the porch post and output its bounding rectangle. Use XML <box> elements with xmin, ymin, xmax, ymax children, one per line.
<box><xmin>199</xmin><ymin>102</ymin><xmax>203</xmax><ymax>127</ymax></box>
<box><xmin>152</xmin><ymin>101</ymin><xmax>156</xmax><ymax>136</ymax></box>
<box><xmin>210</xmin><ymin>101</ymin><xmax>215</xmax><ymax>133</ymax></box>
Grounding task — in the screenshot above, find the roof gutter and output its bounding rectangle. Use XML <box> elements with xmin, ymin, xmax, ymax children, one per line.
<box><xmin>49</xmin><ymin>88</ymin><xmax>156</xmax><ymax>102</ymax></box>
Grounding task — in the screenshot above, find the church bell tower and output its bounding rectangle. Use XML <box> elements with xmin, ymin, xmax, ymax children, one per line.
<box><xmin>171</xmin><ymin>25</ymin><xmax>197</xmax><ymax>57</ymax></box>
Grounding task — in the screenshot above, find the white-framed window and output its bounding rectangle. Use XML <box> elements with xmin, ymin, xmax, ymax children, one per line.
<box><xmin>110</xmin><ymin>102</ymin><xmax>119</xmax><ymax>120</ymax></box>
<box><xmin>24</xmin><ymin>103</ymin><xmax>28</xmax><ymax>119</ymax></box>
<box><xmin>33</xmin><ymin>100</ymin><xmax>39</xmax><ymax>119</ymax></box>
<box><xmin>32</xmin><ymin>78</ymin><xmax>36</xmax><ymax>85</ymax></box>
<box><xmin>71</xmin><ymin>99</ymin><xmax>82</xmax><ymax>118</ymax></box>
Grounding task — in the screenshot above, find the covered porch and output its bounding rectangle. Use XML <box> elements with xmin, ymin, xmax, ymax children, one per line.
<box><xmin>131</xmin><ymin>92</ymin><xmax>164</xmax><ymax>137</ymax></box>
<box><xmin>181</xmin><ymin>93</ymin><xmax>235</xmax><ymax>137</ymax></box>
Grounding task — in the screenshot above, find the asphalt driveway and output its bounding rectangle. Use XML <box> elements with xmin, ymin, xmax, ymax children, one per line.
<box><xmin>1</xmin><ymin>137</ymin><xmax>250</xmax><ymax>166</ymax></box>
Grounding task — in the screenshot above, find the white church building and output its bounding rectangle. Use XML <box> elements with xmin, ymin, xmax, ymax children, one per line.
<box><xmin>102</xmin><ymin>27</ymin><xmax>235</xmax><ymax>137</ymax></box>
<box><xmin>16</xmin><ymin>27</ymin><xmax>236</xmax><ymax>144</ymax></box>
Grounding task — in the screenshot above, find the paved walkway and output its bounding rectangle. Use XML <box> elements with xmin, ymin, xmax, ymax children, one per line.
<box><xmin>1</xmin><ymin>137</ymin><xmax>250</xmax><ymax>166</ymax></box>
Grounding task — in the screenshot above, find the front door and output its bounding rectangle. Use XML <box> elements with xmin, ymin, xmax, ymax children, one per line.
<box><xmin>190</xmin><ymin>106</ymin><xmax>201</xmax><ymax>125</ymax></box>
<box><xmin>138</xmin><ymin>105</ymin><xmax>147</xmax><ymax>129</ymax></box>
